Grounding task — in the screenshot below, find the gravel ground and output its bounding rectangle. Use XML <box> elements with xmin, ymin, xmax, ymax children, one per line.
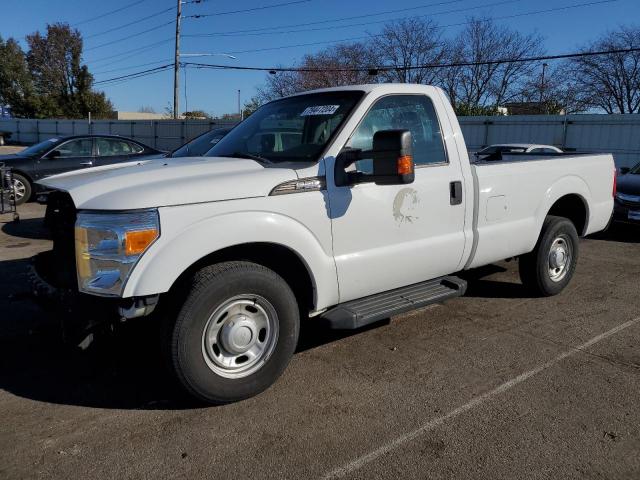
<box><xmin>1</xmin><ymin>203</ymin><xmax>639</xmax><ymax>480</ymax></box>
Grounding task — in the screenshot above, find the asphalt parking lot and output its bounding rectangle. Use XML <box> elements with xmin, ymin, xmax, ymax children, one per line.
<box><xmin>1</xmin><ymin>201</ymin><xmax>639</xmax><ymax>479</ymax></box>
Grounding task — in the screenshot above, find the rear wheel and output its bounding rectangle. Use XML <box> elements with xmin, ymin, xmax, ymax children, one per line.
<box><xmin>166</xmin><ymin>261</ymin><xmax>299</xmax><ymax>404</ymax></box>
<box><xmin>12</xmin><ymin>173</ymin><xmax>31</xmax><ymax>205</ymax></box>
<box><xmin>519</xmin><ymin>215</ymin><xmax>579</xmax><ymax>296</ymax></box>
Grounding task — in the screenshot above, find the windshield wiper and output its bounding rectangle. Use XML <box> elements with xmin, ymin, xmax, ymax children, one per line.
<box><xmin>224</xmin><ymin>152</ymin><xmax>273</xmax><ymax>164</ymax></box>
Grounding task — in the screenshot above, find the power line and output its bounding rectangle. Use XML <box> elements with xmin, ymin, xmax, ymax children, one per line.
<box><xmin>192</xmin><ymin>0</ymin><xmax>618</xmax><ymax>55</ymax></box>
<box><xmin>94</xmin><ymin>64</ymin><xmax>174</xmax><ymax>86</ymax></box>
<box><xmin>87</xmin><ymin>38</ymin><xmax>174</xmax><ymax>64</ymax></box>
<box><xmin>73</xmin><ymin>0</ymin><xmax>151</xmax><ymax>26</ymax></box>
<box><xmin>183</xmin><ymin>47</ymin><xmax>640</xmax><ymax>72</ymax></box>
<box><xmin>185</xmin><ymin>0</ymin><xmax>312</xmax><ymax>19</ymax></box>
<box><xmin>211</xmin><ymin>0</ymin><xmax>526</xmax><ymax>37</ymax></box>
<box><xmin>84</xmin><ymin>6</ymin><xmax>175</xmax><ymax>39</ymax></box>
<box><xmin>87</xmin><ymin>0</ymin><xmax>616</xmax><ymax>77</ymax></box>
<box><xmin>93</xmin><ymin>59</ymin><xmax>174</xmax><ymax>76</ymax></box>
<box><xmin>85</xmin><ymin>21</ymin><xmax>174</xmax><ymax>51</ymax></box>
<box><xmin>92</xmin><ymin>47</ymin><xmax>640</xmax><ymax>86</ymax></box>
<box><xmin>183</xmin><ymin>0</ymin><xmax>466</xmax><ymax>37</ymax></box>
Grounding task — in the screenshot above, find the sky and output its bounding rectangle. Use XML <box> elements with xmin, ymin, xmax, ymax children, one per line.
<box><xmin>2</xmin><ymin>0</ymin><xmax>639</xmax><ymax>117</ymax></box>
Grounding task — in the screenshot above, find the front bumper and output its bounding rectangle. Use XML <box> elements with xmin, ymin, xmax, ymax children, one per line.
<box><xmin>29</xmin><ymin>251</ymin><xmax>158</xmax><ymax>342</ymax></box>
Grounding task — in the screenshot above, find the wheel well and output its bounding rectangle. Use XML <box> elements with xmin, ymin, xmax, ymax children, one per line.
<box><xmin>547</xmin><ymin>194</ymin><xmax>588</xmax><ymax>236</ymax></box>
<box><xmin>10</xmin><ymin>169</ymin><xmax>32</xmax><ymax>183</ymax></box>
<box><xmin>171</xmin><ymin>243</ymin><xmax>315</xmax><ymax>313</ymax></box>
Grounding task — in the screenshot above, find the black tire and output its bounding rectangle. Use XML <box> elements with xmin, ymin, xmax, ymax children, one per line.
<box><xmin>519</xmin><ymin>215</ymin><xmax>579</xmax><ymax>296</ymax></box>
<box><xmin>166</xmin><ymin>261</ymin><xmax>299</xmax><ymax>404</ymax></box>
<box><xmin>12</xmin><ymin>173</ymin><xmax>31</xmax><ymax>206</ymax></box>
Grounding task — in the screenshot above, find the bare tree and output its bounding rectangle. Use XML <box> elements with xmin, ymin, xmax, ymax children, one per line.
<box><xmin>257</xmin><ymin>42</ymin><xmax>377</xmax><ymax>101</ymax></box>
<box><xmin>570</xmin><ymin>26</ymin><xmax>640</xmax><ymax>113</ymax></box>
<box><xmin>444</xmin><ymin>17</ymin><xmax>544</xmax><ymax>110</ymax></box>
<box><xmin>516</xmin><ymin>62</ymin><xmax>589</xmax><ymax>114</ymax></box>
<box><xmin>370</xmin><ymin>18</ymin><xmax>447</xmax><ymax>85</ymax></box>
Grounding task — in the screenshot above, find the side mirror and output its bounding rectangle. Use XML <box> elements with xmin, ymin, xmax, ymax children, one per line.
<box><xmin>334</xmin><ymin>130</ymin><xmax>415</xmax><ymax>187</ymax></box>
<box><xmin>371</xmin><ymin>130</ymin><xmax>414</xmax><ymax>185</ymax></box>
<box><xmin>619</xmin><ymin>167</ymin><xmax>630</xmax><ymax>175</ymax></box>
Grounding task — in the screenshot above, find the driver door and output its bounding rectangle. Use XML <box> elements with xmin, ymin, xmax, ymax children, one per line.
<box><xmin>329</xmin><ymin>94</ymin><xmax>468</xmax><ymax>303</ymax></box>
<box><xmin>37</xmin><ymin>138</ymin><xmax>95</xmax><ymax>179</ymax></box>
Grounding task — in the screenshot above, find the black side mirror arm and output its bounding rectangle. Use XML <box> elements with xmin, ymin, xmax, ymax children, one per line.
<box><xmin>335</xmin><ymin>148</ymin><xmax>368</xmax><ymax>187</ymax></box>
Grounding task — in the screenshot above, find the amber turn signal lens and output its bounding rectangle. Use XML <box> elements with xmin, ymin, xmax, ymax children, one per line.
<box><xmin>125</xmin><ymin>229</ymin><xmax>158</xmax><ymax>256</ymax></box>
<box><xmin>397</xmin><ymin>155</ymin><xmax>414</xmax><ymax>175</ymax></box>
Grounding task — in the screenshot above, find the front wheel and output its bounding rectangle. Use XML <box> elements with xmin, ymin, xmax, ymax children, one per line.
<box><xmin>12</xmin><ymin>173</ymin><xmax>31</xmax><ymax>206</ymax></box>
<box><xmin>166</xmin><ymin>261</ymin><xmax>300</xmax><ymax>404</ymax></box>
<box><xmin>519</xmin><ymin>215</ymin><xmax>579</xmax><ymax>296</ymax></box>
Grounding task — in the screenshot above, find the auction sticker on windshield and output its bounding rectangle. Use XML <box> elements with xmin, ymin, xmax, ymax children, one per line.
<box><xmin>300</xmin><ymin>105</ymin><xmax>340</xmax><ymax>116</ymax></box>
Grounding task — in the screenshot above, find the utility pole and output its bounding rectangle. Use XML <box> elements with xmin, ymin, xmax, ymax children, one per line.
<box><xmin>539</xmin><ymin>62</ymin><xmax>548</xmax><ymax>104</ymax></box>
<box><xmin>238</xmin><ymin>89</ymin><xmax>242</xmax><ymax>120</ymax></box>
<box><xmin>173</xmin><ymin>0</ymin><xmax>182</xmax><ymax>119</ymax></box>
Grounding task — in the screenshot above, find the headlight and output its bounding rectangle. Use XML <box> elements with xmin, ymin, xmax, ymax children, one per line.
<box><xmin>75</xmin><ymin>210</ymin><xmax>160</xmax><ymax>296</ymax></box>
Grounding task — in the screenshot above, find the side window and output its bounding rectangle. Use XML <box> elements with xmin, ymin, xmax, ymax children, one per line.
<box><xmin>346</xmin><ymin>95</ymin><xmax>448</xmax><ymax>173</ymax></box>
<box><xmin>52</xmin><ymin>139</ymin><xmax>93</xmax><ymax>158</ymax></box>
<box><xmin>129</xmin><ymin>142</ymin><xmax>144</xmax><ymax>154</ymax></box>
<box><xmin>97</xmin><ymin>139</ymin><xmax>134</xmax><ymax>156</ymax></box>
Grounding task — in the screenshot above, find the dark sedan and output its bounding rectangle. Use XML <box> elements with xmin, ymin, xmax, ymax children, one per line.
<box><xmin>0</xmin><ymin>135</ymin><xmax>163</xmax><ymax>204</ymax></box>
<box><xmin>613</xmin><ymin>162</ymin><xmax>640</xmax><ymax>224</ymax></box>
<box><xmin>169</xmin><ymin>127</ymin><xmax>232</xmax><ymax>158</ymax></box>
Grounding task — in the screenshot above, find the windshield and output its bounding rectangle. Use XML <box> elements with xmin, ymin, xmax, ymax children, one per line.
<box><xmin>206</xmin><ymin>91</ymin><xmax>364</xmax><ymax>162</ymax></box>
<box><xmin>18</xmin><ymin>137</ymin><xmax>62</xmax><ymax>156</ymax></box>
<box><xmin>172</xmin><ymin>128</ymin><xmax>230</xmax><ymax>157</ymax></box>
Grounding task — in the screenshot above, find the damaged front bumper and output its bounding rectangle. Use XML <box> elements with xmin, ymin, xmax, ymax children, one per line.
<box><xmin>29</xmin><ymin>251</ymin><xmax>159</xmax><ymax>343</ymax></box>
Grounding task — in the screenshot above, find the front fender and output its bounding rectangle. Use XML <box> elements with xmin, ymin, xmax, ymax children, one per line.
<box><xmin>122</xmin><ymin>205</ymin><xmax>338</xmax><ymax>310</ymax></box>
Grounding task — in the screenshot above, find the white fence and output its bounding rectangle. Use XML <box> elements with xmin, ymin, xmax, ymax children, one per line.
<box><xmin>0</xmin><ymin>118</ymin><xmax>236</xmax><ymax>151</ymax></box>
<box><xmin>1</xmin><ymin>114</ymin><xmax>639</xmax><ymax>167</ymax></box>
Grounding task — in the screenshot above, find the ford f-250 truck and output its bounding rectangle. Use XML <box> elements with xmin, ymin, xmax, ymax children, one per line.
<box><xmin>36</xmin><ymin>84</ymin><xmax>615</xmax><ymax>404</ymax></box>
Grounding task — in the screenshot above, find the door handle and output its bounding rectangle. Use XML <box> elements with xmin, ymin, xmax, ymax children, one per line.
<box><xmin>450</xmin><ymin>181</ymin><xmax>463</xmax><ymax>205</ymax></box>
<box><xmin>80</xmin><ymin>161</ymin><xmax>93</xmax><ymax>166</ymax></box>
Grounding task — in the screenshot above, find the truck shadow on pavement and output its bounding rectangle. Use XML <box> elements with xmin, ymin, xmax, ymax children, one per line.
<box><xmin>0</xmin><ymin>259</ymin><xmax>532</xmax><ymax>410</ymax></box>
<box><xmin>590</xmin><ymin>223</ymin><xmax>640</xmax><ymax>243</ymax></box>
<box><xmin>1</xmin><ymin>217</ymin><xmax>51</xmax><ymax>241</ymax></box>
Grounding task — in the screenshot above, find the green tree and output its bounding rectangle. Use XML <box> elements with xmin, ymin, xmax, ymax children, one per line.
<box><xmin>0</xmin><ymin>36</ymin><xmax>39</xmax><ymax>117</ymax></box>
<box><xmin>26</xmin><ymin>23</ymin><xmax>112</xmax><ymax>118</ymax></box>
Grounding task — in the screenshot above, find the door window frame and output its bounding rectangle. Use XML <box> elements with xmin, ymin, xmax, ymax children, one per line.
<box><xmin>42</xmin><ymin>137</ymin><xmax>96</xmax><ymax>159</ymax></box>
<box><xmin>95</xmin><ymin>137</ymin><xmax>136</xmax><ymax>157</ymax></box>
<box><xmin>341</xmin><ymin>93</ymin><xmax>450</xmax><ymax>170</ymax></box>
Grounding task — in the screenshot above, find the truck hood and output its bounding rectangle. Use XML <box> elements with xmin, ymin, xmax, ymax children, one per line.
<box><xmin>37</xmin><ymin>156</ymin><xmax>298</xmax><ymax>210</ymax></box>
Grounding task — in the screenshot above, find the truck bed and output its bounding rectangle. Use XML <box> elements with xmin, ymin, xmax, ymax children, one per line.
<box><xmin>465</xmin><ymin>153</ymin><xmax>614</xmax><ymax>269</ymax></box>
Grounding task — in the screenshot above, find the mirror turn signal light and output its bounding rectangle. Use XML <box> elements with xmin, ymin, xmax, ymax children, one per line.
<box><xmin>397</xmin><ymin>155</ymin><xmax>414</xmax><ymax>175</ymax></box>
<box><xmin>125</xmin><ymin>229</ymin><xmax>159</xmax><ymax>256</ymax></box>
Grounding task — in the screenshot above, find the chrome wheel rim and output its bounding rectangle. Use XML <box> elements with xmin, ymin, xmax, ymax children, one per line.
<box><xmin>548</xmin><ymin>235</ymin><xmax>572</xmax><ymax>282</ymax></box>
<box><xmin>13</xmin><ymin>178</ymin><xmax>26</xmax><ymax>201</ymax></box>
<box><xmin>201</xmin><ymin>295</ymin><xmax>279</xmax><ymax>379</ymax></box>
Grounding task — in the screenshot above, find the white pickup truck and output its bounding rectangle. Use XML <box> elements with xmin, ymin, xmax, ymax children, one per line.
<box><xmin>38</xmin><ymin>84</ymin><xmax>615</xmax><ymax>404</ymax></box>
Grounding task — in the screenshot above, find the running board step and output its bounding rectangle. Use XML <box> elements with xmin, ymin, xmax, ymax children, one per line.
<box><xmin>320</xmin><ymin>276</ymin><xmax>467</xmax><ymax>330</ymax></box>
